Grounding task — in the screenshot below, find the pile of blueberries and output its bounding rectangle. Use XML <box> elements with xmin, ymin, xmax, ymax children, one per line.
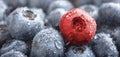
<box><xmin>0</xmin><ymin>0</ymin><xmax>120</xmax><ymax>57</ymax></box>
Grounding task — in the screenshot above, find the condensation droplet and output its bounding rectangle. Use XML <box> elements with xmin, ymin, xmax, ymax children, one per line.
<box><xmin>54</xmin><ymin>40</ymin><xmax>62</xmax><ymax>49</ymax></box>
<box><xmin>27</xmin><ymin>22</ymin><xmax>30</xmax><ymax>25</ymax></box>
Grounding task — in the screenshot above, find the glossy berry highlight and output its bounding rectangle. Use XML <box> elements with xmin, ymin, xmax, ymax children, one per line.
<box><xmin>59</xmin><ymin>8</ymin><xmax>97</xmax><ymax>45</ymax></box>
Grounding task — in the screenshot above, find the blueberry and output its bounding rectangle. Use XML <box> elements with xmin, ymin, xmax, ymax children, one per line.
<box><xmin>46</xmin><ymin>8</ymin><xmax>66</xmax><ymax>29</ymax></box>
<box><xmin>7</xmin><ymin>7</ymin><xmax>45</xmax><ymax>41</ymax></box>
<box><xmin>26</xmin><ymin>41</ymin><xmax>32</xmax><ymax>57</ymax></box>
<box><xmin>30</xmin><ymin>28</ymin><xmax>64</xmax><ymax>57</ymax></box>
<box><xmin>65</xmin><ymin>46</ymin><xmax>95</xmax><ymax>57</ymax></box>
<box><xmin>111</xmin><ymin>27</ymin><xmax>120</xmax><ymax>54</ymax></box>
<box><xmin>97</xmin><ymin>25</ymin><xmax>113</xmax><ymax>34</ymax></box>
<box><xmin>69</xmin><ymin>0</ymin><xmax>92</xmax><ymax>7</ymax></box>
<box><xmin>2</xmin><ymin>0</ymin><xmax>28</xmax><ymax>8</ymax></box>
<box><xmin>98</xmin><ymin>2</ymin><xmax>120</xmax><ymax>27</ymax></box>
<box><xmin>0</xmin><ymin>40</ymin><xmax>28</xmax><ymax>55</ymax></box>
<box><xmin>4</xmin><ymin>7</ymin><xmax>17</xmax><ymax>17</ymax></box>
<box><xmin>79</xmin><ymin>5</ymin><xmax>98</xmax><ymax>19</ymax></box>
<box><xmin>0</xmin><ymin>0</ymin><xmax>8</xmax><ymax>21</ymax></box>
<box><xmin>0</xmin><ymin>50</ymin><xmax>27</xmax><ymax>57</ymax></box>
<box><xmin>93</xmin><ymin>0</ymin><xmax>120</xmax><ymax>6</ymax></box>
<box><xmin>47</xmin><ymin>0</ymin><xmax>73</xmax><ymax>14</ymax></box>
<box><xmin>91</xmin><ymin>32</ymin><xmax>118</xmax><ymax>57</ymax></box>
<box><xmin>29</xmin><ymin>0</ymin><xmax>57</xmax><ymax>12</ymax></box>
<box><xmin>0</xmin><ymin>21</ymin><xmax>11</xmax><ymax>48</ymax></box>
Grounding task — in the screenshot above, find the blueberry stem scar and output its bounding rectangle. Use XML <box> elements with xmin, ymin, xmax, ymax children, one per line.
<box><xmin>23</xmin><ymin>10</ymin><xmax>36</xmax><ymax>20</ymax></box>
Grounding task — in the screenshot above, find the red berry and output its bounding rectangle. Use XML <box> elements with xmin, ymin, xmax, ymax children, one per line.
<box><xmin>59</xmin><ymin>8</ymin><xmax>97</xmax><ymax>45</ymax></box>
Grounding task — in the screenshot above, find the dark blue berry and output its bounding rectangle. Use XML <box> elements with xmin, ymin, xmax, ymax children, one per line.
<box><xmin>0</xmin><ymin>0</ymin><xmax>8</xmax><ymax>21</ymax></box>
<box><xmin>97</xmin><ymin>25</ymin><xmax>113</xmax><ymax>34</ymax></box>
<box><xmin>65</xmin><ymin>46</ymin><xmax>95</xmax><ymax>57</ymax></box>
<box><xmin>111</xmin><ymin>27</ymin><xmax>120</xmax><ymax>54</ymax></box>
<box><xmin>0</xmin><ymin>21</ymin><xmax>11</xmax><ymax>48</ymax></box>
<box><xmin>69</xmin><ymin>0</ymin><xmax>92</xmax><ymax>7</ymax></box>
<box><xmin>47</xmin><ymin>0</ymin><xmax>73</xmax><ymax>14</ymax></box>
<box><xmin>0</xmin><ymin>40</ymin><xmax>28</xmax><ymax>55</ymax></box>
<box><xmin>30</xmin><ymin>28</ymin><xmax>64</xmax><ymax>57</ymax></box>
<box><xmin>98</xmin><ymin>2</ymin><xmax>120</xmax><ymax>27</ymax></box>
<box><xmin>7</xmin><ymin>7</ymin><xmax>45</xmax><ymax>41</ymax></box>
<box><xmin>79</xmin><ymin>5</ymin><xmax>98</xmax><ymax>19</ymax></box>
<box><xmin>2</xmin><ymin>0</ymin><xmax>28</xmax><ymax>8</ymax></box>
<box><xmin>46</xmin><ymin>8</ymin><xmax>66</xmax><ymax>29</ymax></box>
<box><xmin>0</xmin><ymin>50</ymin><xmax>27</xmax><ymax>57</ymax></box>
<box><xmin>29</xmin><ymin>0</ymin><xmax>57</xmax><ymax>12</ymax></box>
<box><xmin>91</xmin><ymin>32</ymin><xmax>118</xmax><ymax>57</ymax></box>
<box><xmin>93</xmin><ymin>0</ymin><xmax>120</xmax><ymax>6</ymax></box>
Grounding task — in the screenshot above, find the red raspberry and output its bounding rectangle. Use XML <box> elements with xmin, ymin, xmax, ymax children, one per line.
<box><xmin>59</xmin><ymin>8</ymin><xmax>97</xmax><ymax>45</ymax></box>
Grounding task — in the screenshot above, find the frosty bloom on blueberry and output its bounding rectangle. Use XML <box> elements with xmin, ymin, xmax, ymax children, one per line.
<box><xmin>0</xmin><ymin>40</ymin><xmax>28</xmax><ymax>55</ymax></box>
<box><xmin>59</xmin><ymin>8</ymin><xmax>97</xmax><ymax>45</ymax></box>
<box><xmin>65</xmin><ymin>46</ymin><xmax>95</xmax><ymax>57</ymax></box>
<box><xmin>0</xmin><ymin>50</ymin><xmax>27</xmax><ymax>57</ymax></box>
<box><xmin>47</xmin><ymin>0</ymin><xmax>73</xmax><ymax>14</ymax></box>
<box><xmin>6</xmin><ymin>7</ymin><xmax>45</xmax><ymax>41</ymax></box>
<box><xmin>1</xmin><ymin>0</ymin><xmax>120</xmax><ymax>57</ymax></box>
<box><xmin>30</xmin><ymin>28</ymin><xmax>64</xmax><ymax>57</ymax></box>
<box><xmin>46</xmin><ymin>8</ymin><xmax>66</xmax><ymax>29</ymax></box>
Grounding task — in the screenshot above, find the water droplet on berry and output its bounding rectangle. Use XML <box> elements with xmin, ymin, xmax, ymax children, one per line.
<box><xmin>53</xmin><ymin>51</ymin><xmax>56</xmax><ymax>54</ymax></box>
<box><xmin>27</xmin><ymin>22</ymin><xmax>30</xmax><ymax>25</ymax></box>
<box><xmin>54</xmin><ymin>40</ymin><xmax>62</xmax><ymax>49</ymax></box>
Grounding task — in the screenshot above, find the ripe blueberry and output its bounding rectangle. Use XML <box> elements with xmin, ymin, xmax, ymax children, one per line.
<box><xmin>111</xmin><ymin>27</ymin><xmax>120</xmax><ymax>54</ymax></box>
<box><xmin>98</xmin><ymin>2</ymin><xmax>120</xmax><ymax>27</ymax></box>
<box><xmin>30</xmin><ymin>28</ymin><xmax>64</xmax><ymax>57</ymax></box>
<box><xmin>69</xmin><ymin>0</ymin><xmax>92</xmax><ymax>7</ymax></box>
<box><xmin>79</xmin><ymin>5</ymin><xmax>98</xmax><ymax>19</ymax></box>
<box><xmin>93</xmin><ymin>0</ymin><xmax>120</xmax><ymax>6</ymax></box>
<box><xmin>0</xmin><ymin>50</ymin><xmax>27</xmax><ymax>57</ymax></box>
<box><xmin>46</xmin><ymin>8</ymin><xmax>66</xmax><ymax>29</ymax></box>
<box><xmin>0</xmin><ymin>0</ymin><xmax>8</xmax><ymax>21</ymax></box>
<box><xmin>91</xmin><ymin>33</ymin><xmax>118</xmax><ymax>57</ymax></box>
<box><xmin>7</xmin><ymin>7</ymin><xmax>45</xmax><ymax>41</ymax></box>
<box><xmin>0</xmin><ymin>21</ymin><xmax>11</xmax><ymax>48</ymax></box>
<box><xmin>47</xmin><ymin>0</ymin><xmax>73</xmax><ymax>14</ymax></box>
<box><xmin>65</xmin><ymin>46</ymin><xmax>95</xmax><ymax>57</ymax></box>
<box><xmin>29</xmin><ymin>0</ymin><xmax>57</xmax><ymax>12</ymax></box>
<box><xmin>3</xmin><ymin>0</ymin><xmax>27</xmax><ymax>8</ymax></box>
<box><xmin>0</xmin><ymin>40</ymin><xmax>28</xmax><ymax>55</ymax></box>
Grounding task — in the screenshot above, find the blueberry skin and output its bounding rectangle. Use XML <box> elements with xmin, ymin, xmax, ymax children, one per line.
<box><xmin>0</xmin><ymin>50</ymin><xmax>27</xmax><ymax>57</ymax></box>
<box><xmin>7</xmin><ymin>7</ymin><xmax>45</xmax><ymax>41</ymax></box>
<box><xmin>0</xmin><ymin>40</ymin><xmax>28</xmax><ymax>55</ymax></box>
<box><xmin>69</xmin><ymin>0</ymin><xmax>92</xmax><ymax>7</ymax></box>
<box><xmin>30</xmin><ymin>28</ymin><xmax>64</xmax><ymax>57</ymax></box>
<box><xmin>29</xmin><ymin>0</ymin><xmax>57</xmax><ymax>12</ymax></box>
<box><xmin>46</xmin><ymin>8</ymin><xmax>66</xmax><ymax>29</ymax></box>
<box><xmin>93</xmin><ymin>0</ymin><xmax>120</xmax><ymax>6</ymax></box>
<box><xmin>79</xmin><ymin>5</ymin><xmax>98</xmax><ymax>19</ymax></box>
<box><xmin>91</xmin><ymin>33</ymin><xmax>118</xmax><ymax>57</ymax></box>
<box><xmin>96</xmin><ymin>25</ymin><xmax>113</xmax><ymax>34</ymax></box>
<box><xmin>0</xmin><ymin>21</ymin><xmax>11</xmax><ymax>47</ymax></box>
<box><xmin>98</xmin><ymin>3</ymin><xmax>120</xmax><ymax>27</ymax></box>
<box><xmin>2</xmin><ymin>0</ymin><xmax>27</xmax><ymax>8</ymax></box>
<box><xmin>112</xmin><ymin>27</ymin><xmax>120</xmax><ymax>53</ymax></box>
<box><xmin>0</xmin><ymin>0</ymin><xmax>8</xmax><ymax>21</ymax></box>
<box><xmin>65</xmin><ymin>46</ymin><xmax>95</xmax><ymax>57</ymax></box>
<box><xmin>47</xmin><ymin>0</ymin><xmax>73</xmax><ymax>14</ymax></box>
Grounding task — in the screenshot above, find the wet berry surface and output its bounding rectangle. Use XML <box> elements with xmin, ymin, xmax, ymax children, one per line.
<box><xmin>0</xmin><ymin>0</ymin><xmax>120</xmax><ymax>57</ymax></box>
